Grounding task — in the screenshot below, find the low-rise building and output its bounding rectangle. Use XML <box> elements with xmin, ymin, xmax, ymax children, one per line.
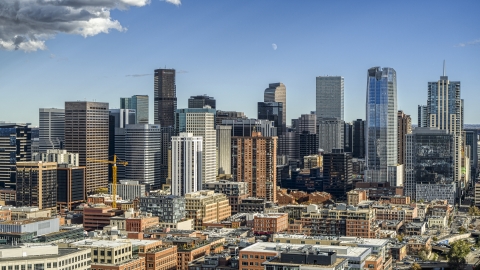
<box><xmin>373</xmin><ymin>204</ymin><xmax>418</xmax><ymax>223</ymax></box>
<box><xmin>263</xmin><ymin>250</ymin><xmax>348</xmax><ymax>270</ymax></box>
<box><xmin>139</xmin><ymin>195</ymin><xmax>186</xmax><ymax>224</ymax></box>
<box><xmin>188</xmin><ymin>253</ymin><xmax>239</xmax><ymax>270</ymax></box>
<box><xmin>390</xmin><ymin>243</ymin><xmax>407</xmax><ymax>261</ymax></box>
<box><xmin>238</xmin><ymin>198</ymin><xmax>267</xmax><ymax>213</ymax></box>
<box><xmin>185</xmin><ymin>191</ymin><xmax>231</xmax><ymax>229</ymax></box>
<box><xmin>110</xmin><ymin>180</ymin><xmax>147</xmax><ymax>201</ymax></box>
<box><xmin>308</xmin><ymin>191</ymin><xmax>332</xmax><ymax>204</ymax></box>
<box><xmin>405</xmin><ymin>220</ymin><xmax>427</xmax><ymax>236</ymax></box>
<box><xmin>428</xmin><ymin>216</ymin><xmax>447</xmax><ymax>228</ymax></box>
<box><xmin>253</xmin><ymin>213</ymin><xmax>288</xmax><ymax>234</ymax></box>
<box><xmin>405</xmin><ymin>236</ymin><xmax>432</xmax><ymax>255</ymax></box>
<box><xmin>347</xmin><ymin>189</ymin><xmax>368</xmax><ymax>206</ymax></box>
<box><xmin>4</xmin><ymin>206</ymin><xmax>52</xmax><ymax>220</ymax></box>
<box><xmin>139</xmin><ymin>245</ymin><xmax>177</xmax><ymax>270</ymax></box>
<box><xmin>83</xmin><ymin>204</ymin><xmax>123</xmax><ymax>231</ymax></box>
<box><xmin>0</xmin><ymin>217</ymin><xmax>60</xmax><ymax>236</ymax></box>
<box><xmin>0</xmin><ymin>209</ymin><xmax>11</xmax><ymax>221</ymax></box>
<box><xmin>203</xmin><ymin>180</ymin><xmax>249</xmax><ymax>214</ymax></box>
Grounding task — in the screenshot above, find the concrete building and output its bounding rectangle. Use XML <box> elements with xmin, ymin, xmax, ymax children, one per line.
<box><xmin>33</xmin><ymin>149</ymin><xmax>79</xmax><ymax>166</ymax></box>
<box><xmin>317</xmin><ymin>118</ymin><xmax>344</xmax><ymax>154</ymax></box>
<box><xmin>222</xmin><ymin>119</ymin><xmax>277</xmax><ymax>137</ymax></box>
<box><xmin>65</xmin><ymin>101</ymin><xmax>109</xmax><ymax>194</ymax></box>
<box><xmin>2</xmin><ymin>206</ymin><xmax>52</xmax><ymax>220</ymax></box>
<box><xmin>316</xmin><ymin>76</ymin><xmax>344</xmax><ymax>120</ymax></box>
<box><xmin>139</xmin><ymin>195</ymin><xmax>186</xmax><ymax>224</ymax></box>
<box><xmin>303</xmin><ymin>155</ymin><xmax>322</xmax><ymax>170</ymax></box>
<box><xmin>175</xmin><ymin>108</ymin><xmax>216</xmax><ymax>185</ymax></box>
<box><xmin>231</xmin><ymin>132</ymin><xmax>277</xmax><ymax>202</ymax></box>
<box><xmin>82</xmin><ymin>204</ymin><xmax>123</xmax><ymax>231</ymax></box>
<box><xmin>120</xmin><ymin>94</ymin><xmax>149</xmax><ymax>124</ymax></box>
<box><xmin>185</xmin><ymin>190</ymin><xmax>231</xmax><ymax>229</ymax></box>
<box><xmin>39</xmin><ymin>108</ymin><xmax>65</xmax><ymax>152</ymax></box>
<box><xmin>253</xmin><ymin>213</ymin><xmax>288</xmax><ymax>234</ymax></box>
<box><xmin>0</xmin><ymin>123</ymin><xmax>31</xmax><ymax>189</ymax></box>
<box><xmin>264</xmin><ymin>83</ymin><xmax>287</xmax><ymax>134</ymax></box>
<box><xmin>124</xmin><ymin>124</ymin><xmax>162</xmax><ymax>188</ymax></box>
<box><xmin>57</xmin><ymin>164</ymin><xmax>86</xmax><ymax>211</ymax></box>
<box><xmin>109</xmin><ymin>180</ymin><xmax>146</xmax><ymax>201</ymax></box>
<box><xmin>215</xmin><ymin>110</ymin><xmax>248</xmax><ymax>125</ymax></box>
<box><xmin>16</xmin><ymin>161</ymin><xmax>57</xmax><ymax>210</ymax></box>
<box><xmin>171</xmin><ymin>133</ymin><xmax>203</xmax><ymax>196</ymax></box>
<box><xmin>0</xmin><ymin>217</ymin><xmax>60</xmax><ymax>236</ymax></box>
<box><xmin>347</xmin><ymin>190</ymin><xmax>367</xmax><ymax>206</ymax></box>
<box><xmin>109</xmin><ymin>109</ymin><xmax>136</xmax><ymax>181</ymax></box>
<box><xmin>0</xmin><ymin>245</ymin><xmax>91</xmax><ymax>270</ymax></box>
<box><xmin>203</xmin><ymin>180</ymin><xmax>249</xmax><ymax>214</ymax></box>
<box><xmin>216</xmin><ymin>125</ymin><xmax>231</xmax><ymax>175</ymax></box>
<box><xmin>365</xmin><ymin>67</ymin><xmax>398</xmax><ymax>184</ymax></box>
<box><xmin>188</xmin><ymin>95</ymin><xmax>216</xmax><ymax>109</ymax></box>
<box><xmin>238</xmin><ymin>197</ymin><xmax>267</xmax><ymax>213</ymax></box>
<box><xmin>398</xmin><ymin>110</ymin><xmax>412</xmax><ymax>165</ymax></box>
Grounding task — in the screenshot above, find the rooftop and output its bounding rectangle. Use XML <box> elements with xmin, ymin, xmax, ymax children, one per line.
<box><xmin>0</xmin><ymin>217</ymin><xmax>56</xmax><ymax>225</ymax></box>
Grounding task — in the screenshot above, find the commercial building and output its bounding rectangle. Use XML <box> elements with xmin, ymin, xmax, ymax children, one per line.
<box><xmin>222</xmin><ymin>119</ymin><xmax>277</xmax><ymax>137</ymax></box>
<box><xmin>365</xmin><ymin>67</ymin><xmax>398</xmax><ymax>184</ymax></box>
<box><xmin>57</xmin><ymin>164</ymin><xmax>86</xmax><ymax>211</ymax></box>
<box><xmin>344</xmin><ymin>122</ymin><xmax>352</xmax><ymax>153</ymax></box>
<box><xmin>154</xmin><ymin>69</ymin><xmax>177</xmax><ymax>127</ymax></box>
<box><xmin>185</xmin><ymin>190</ymin><xmax>231</xmax><ymax>229</ymax></box>
<box><xmin>0</xmin><ymin>217</ymin><xmax>60</xmax><ymax>236</ymax></box>
<box><xmin>82</xmin><ymin>204</ymin><xmax>123</xmax><ymax>231</ymax></box>
<box><xmin>109</xmin><ymin>180</ymin><xmax>146</xmax><ymax>201</ymax></box>
<box><xmin>139</xmin><ymin>195</ymin><xmax>186</xmax><ymax>224</ymax></box>
<box><xmin>16</xmin><ymin>161</ymin><xmax>57</xmax><ymax>210</ymax></box>
<box><xmin>264</xmin><ymin>83</ymin><xmax>286</xmax><ymax>134</ymax></box>
<box><xmin>0</xmin><ymin>123</ymin><xmax>31</xmax><ymax>189</ymax></box>
<box><xmin>317</xmin><ymin>118</ymin><xmax>344</xmax><ymax>154</ymax></box>
<box><xmin>203</xmin><ymin>180</ymin><xmax>249</xmax><ymax>214</ymax></box>
<box><xmin>465</xmin><ymin>129</ymin><xmax>478</xmax><ymax>181</ymax></box>
<box><xmin>33</xmin><ymin>149</ymin><xmax>79</xmax><ymax>166</ymax></box>
<box><xmin>316</xmin><ymin>76</ymin><xmax>344</xmax><ymax>121</ymax></box>
<box><xmin>418</xmin><ymin>105</ymin><xmax>428</xmax><ymax>127</ymax></box>
<box><xmin>258</xmin><ymin>102</ymin><xmax>284</xmax><ymax>136</ymax></box>
<box><xmin>322</xmin><ymin>149</ymin><xmax>353</xmax><ymax>201</ymax></box>
<box><xmin>39</xmin><ymin>108</ymin><xmax>65</xmax><ymax>152</ymax></box>
<box><xmin>171</xmin><ymin>133</ymin><xmax>203</xmax><ymax>196</ymax></box>
<box><xmin>124</xmin><ymin>124</ymin><xmax>162</xmax><ymax>188</ymax></box>
<box><xmin>397</xmin><ymin>110</ymin><xmax>412</xmax><ymax>165</ymax></box>
<box><xmin>352</xmin><ymin>119</ymin><xmax>365</xmax><ymax>159</ymax></box>
<box><xmin>139</xmin><ymin>245</ymin><xmax>178</xmax><ymax>270</ymax></box>
<box><xmin>216</xmin><ymin>125</ymin><xmax>231</xmax><ymax>175</ymax></box>
<box><xmin>120</xmin><ymin>94</ymin><xmax>149</xmax><ymax>124</ymax></box>
<box><xmin>65</xmin><ymin>101</ymin><xmax>109</xmax><ymax>194</ymax></box>
<box><xmin>188</xmin><ymin>95</ymin><xmax>216</xmax><ymax>109</ymax></box>
<box><xmin>231</xmin><ymin>132</ymin><xmax>277</xmax><ymax>202</ymax></box>
<box><xmin>175</xmin><ymin>108</ymin><xmax>216</xmax><ymax>185</ymax></box>
<box><xmin>215</xmin><ymin>110</ymin><xmax>248</xmax><ymax>125</ymax></box>
<box><xmin>299</xmin><ymin>131</ymin><xmax>318</xmax><ymax>167</ymax></box>
<box><xmin>253</xmin><ymin>213</ymin><xmax>288</xmax><ymax>234</ymax></box>
<box><xmin>109</xmin><ymin>108</ymin><xmax>136</xmax><ymax>180</ymax></box>
<box><xmin>238</xmin><ymin>197</ymin><xmax>267</xmax><ymax>213</ymax></box>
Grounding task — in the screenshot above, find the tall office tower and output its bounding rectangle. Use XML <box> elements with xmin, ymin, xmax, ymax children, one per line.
<box><xmin>231</xmin><ymin>132</ymin><xmax>277</xmax><ymax>202</ymax></box>
<box><xmin>405</xmin><ymin>128</ymin><xmax>456</xmax><ymax>204</ymax></box>
<box><xmin>365</xmin><ymin>67</ymin><xmax>398</xmax><ymax>184</ymax></box>
<box><xmin>278</xmin><ymin>130</ymin><xmax>296</xmax><ymax>160</ymax></box>
<box><xmin>154</xmin><ymin>69</ymin><xmax>177</xmax><ymax>127</ymax></box>
<box><xmin>426</xmin><ymin>69</ymin><xmax>464</xmax><ymax>185</ymax></box>
<box><xmin>0</xmin><ymin>123</ymin><xmax>31</xmax><ymax>189</ymax></box>
<box><xmin>222</xmin><ymin>119</ymin><xmax>277</xmax><ymax>137</ymax></box>
<box><xmin>465</xmin><ymin>129</ymin><xmax>478</xmax><ymax>180</ymax></box>
<box><xmin>316</xmin><ymin>76</ymin><xmax>344</xmax><ymax>120</ymax></box>
<box><xmin>175</xmin><ymin>108</ymin><xmax>216</xmax><ymax>184</ymax></box>
<box><xmin>39</xmin><ymin>108</ymin><xmax>65</xmax><ymax>152</ymax></box>
<box><xmin>171</xmin><ymin>133</ymin><xmax>203</xmax><ymax>196</ymax></box>
<box><xmin>318</xmin><ymin>118</ymin><xmax>344</xmax><ymax>154</ymax></box>
<box><xmin>188</xmin><ymin>95</ymin><xmax>216</xmax><ymax>109</ymax></box>
<box><xmin>215</xmin><ymin>110</ymin><xmax>247</xmax><ymax>126</ymax></box>
<box><xmin>65</xmin><ymin>101</ymin><xmax>109</xmax><ymax>194</ymax></box>
<box><xmin>258</xmin><ymin>102</ymin><xmax>284</xmax><ymax>135</ymax></box>
<box><xmin>109</xmin><ymin>109</ymin><xmax>136</xmax><ymax>181</ymax></box>
<box><xmin>33</xmin><ymin>149</ymin><xmax>79</xmax><ymax>166</ymax></box>
<box><xmin>344</xmin><ymin>122</ymin><xmax>353</xmax><ymax>153</ymax></box>
<box><xmin>299</xmin><ymin>131</ymin><xmax>318</xmax><ymax>168</ymax></box>
<box><xmin>322</xmin><ymin>149</ymin><xmax>353</xmax><ymax>201</ymax></box>
<box><xmin>16</xmin><ymin>161</ymin><xmax>57</xmax><ymax>210</ymax></box>
<box><xmin>160</xmin><ymin>126</ymin><xmax>175</xmax><ymax>188</ymax></box>
<box><xmin>418</xmin><ymin>105</ymin><xmax>428</xmax><ymax>127</ymax></box>
<box><xmin>110</xmin><ymin>109</ymin><xmax>136</xmax><ymax>128</ymax></box>
<box><xmin>397</xmin><ymin>110</ymin><xmax>412</xmax><ymax>165</ymax></box>
<box><xmin>124</xmin><ymin>124</ymin><xmax>162</xmax><ymax>189</ymax></box>
<box><xmin>121</xmin><ymin>95</ymin><xmax>149</xmax><ymax>124</ymax></box>
<box><xmin>31</xmin><ymin>127</ymin><xmax>39</xmax><ymax>154</ymax></box>
<box><xmin>264</xmin><ymin>83</ymin><xmax>286</xmax><ymax>134</ymax></box>
<box><xmin>57</xmin><ymin>164</ymin><xmax>85</xmax><ymax>212</ymax></box>
<box><xmin>216</xmin><ymin>125</ymin><xmax>232</xmax><ymax>175</ymax></box>
<box><xmin>352</xmin><ymin>119</ymin><xmax>365</xmax><ymax>158</ymax></box>
<box><xmin>296</xmin><ymin>114</ymin><xmax>317</xmax><ymax>134</ymax></box>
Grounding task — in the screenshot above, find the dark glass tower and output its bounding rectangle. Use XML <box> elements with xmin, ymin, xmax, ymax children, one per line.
<box><xmin>188</xmin><ymin>95</ymin><xmax>216</xmax><ymax>109</ymax></box>
<box><xmin>257</xmin><ymin>102</ymin><xmax>284</xmax><ymax>136</ymax></box>
<box><xmin>154</xmin><ymin>69</ymin><xmax>177</xmax><ymax>127</ymax></box>
<box><xmin>352</xmin><ymin>119</ymin><xmax>365</xmax><ymax>158</ymax></box>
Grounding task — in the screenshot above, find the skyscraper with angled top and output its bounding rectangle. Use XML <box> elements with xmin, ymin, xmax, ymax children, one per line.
<box><xmin>264</xmin><ymin>83</ymin><xmax>286</xmax><ymax>134</ymax></box>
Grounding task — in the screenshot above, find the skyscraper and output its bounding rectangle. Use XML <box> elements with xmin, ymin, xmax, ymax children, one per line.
<box><xmin>65</xmin><ymin>101</ymin><xmax>109</xmax><ymax>194</ymax></box>
<box><xmin>0</xmin><ymin>123</ymin><xmax>31</xmax><ymax>189</ymax></box>
<box><xmin>344</xmin><ymin>122</ymin><xmax>353</xmax><ymax>153</ymax></box>
<box><xmin>365</xmin><ymin>67</ymin><xmax>398</xmax><ymax>184</ymax></box>
<box><xmin>316</xmin><ymin>76</ymin><xmax>344</xmax><ymax>120</ymax></box>
<box><xmin>16</xmin><ymin>161</ymin><xmax>57</xmax><ymax>210</ymax></box>
<box><xmin>352</xmin><ymin>119</ymin><xmax>365</xmax><ymax>159</ymax></box>
<box><xmin>322</xmin><ymin>149</ymin><xmax>353</xmax><ymax>201</ymax></box>
<box><xmin>154</xmin><ymin>69</ymin><xmax>177</xmax><ymax>127</ymax></box>
<box><xmin>188</xmin><ymin>95</ymin><xmax>216</xmax><ymax>109</ymax></box>
<box><xmin>121</xmin><ymin>95</ymin><xmax>149</xmax><ymax>124</ymax></box>
<box><xmin>317</xmin><ymin>118</ymin><xmax>344</xmax><ymax>154</ymax></box>
<box><xmin>417</xmin><ymin>105</ymin><xmax>428</xmax><ymax>127</ymax></box>
<box><xmin>175</xmin><ymin>108</ymin><xmax>216</xmax><ymax>184</ymax></box>
<box><xmin>171</xmin><ymin>133</ymin><xmax>203</xmax><ymax>196</ymax></box>
<box><xmin>257</xmin><ymin>102</ymin><xmax>284</xmax><ymax>136</ymax></box>
<box><xmin>216</xmin><ymin>125</ymin><xmax>232</xmax><ymax>175</ymax></box>
<box><xmin>264</xmin><ymin>83</ymin><xmax>286</xmax><ymax>133</ymax></box>
<box><xmin>39</xmin><ymin>108</ymin><xmax>65</xmax><ymax>152</ymax></box>
<box><xmin>398</xmin><ymin>110</ymin><xmax>412</xmax><ymax>165</ymax></box>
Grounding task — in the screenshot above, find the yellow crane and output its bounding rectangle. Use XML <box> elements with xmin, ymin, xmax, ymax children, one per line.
<box><xmin>87</xmin><ymin>155</ymin><xmax>127</xmax><ymax>209</ymax></box>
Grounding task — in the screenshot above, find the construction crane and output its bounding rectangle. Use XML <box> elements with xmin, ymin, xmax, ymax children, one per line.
<box><xmin>87</xmin><ymin>155</ymin><xmax>127</xmax><ymax>209</ymax></box>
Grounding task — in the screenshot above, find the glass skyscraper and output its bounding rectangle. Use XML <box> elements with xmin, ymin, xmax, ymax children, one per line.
<box><xmin>365</xmin><ymin>67</ymin><xmax>398</xmax><ymax>184</ymax></box>
<box><xmin>120</xmin><ymin>95</ymin><xmax>149</xmax><ymax>124</ymax></box>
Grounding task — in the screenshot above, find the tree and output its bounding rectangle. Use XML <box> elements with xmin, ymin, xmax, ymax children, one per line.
<box><xmin>433</xmin><ymin>236</ymin><xmax>438</xmax><ymax>241</ymax></box>
<box><xmin>432</xmin><ymin>253</ymin><xmax>439</xmax><ymax>261</ymax></box>
<box><xmin>418</xmin><ymin>248</ymin><xmax>429</xmax><ymax>261</ymax></box>
<box><xmin>410</xmin><ymin>263</ymin><xmax>422</xmax><ymax>270</ymax></box>
<box><xmin>469</xmin><ymin>206</ymin><xmax>480</xmax><ymax>216</ymax></box>
<box><xmin>447</xmin><ymin>240</ymin><xmax>470</xmax><ymax>269</ymax></box>
<box><xmin>459</xmin><ymin>226</ymin><xmax>467</xmax><ymax>234</ymax></box>
<box><xmin>94</xmin><ymin>187</ymin><xmax>108</xmax><ymax>194</ymax></box>
<box><xmin>397</xmin><ymin>234</ymin><xmax>404</xmax><ymax>242</ymax></box>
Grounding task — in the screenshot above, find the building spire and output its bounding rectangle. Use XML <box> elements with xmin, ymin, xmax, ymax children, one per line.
<box><xmin>443</xmin><ymin>60</ymin><xmax>446</xmax><ymax>76</ymax></box>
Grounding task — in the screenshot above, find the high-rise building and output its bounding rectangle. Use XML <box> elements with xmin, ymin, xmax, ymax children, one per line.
<box><xmin>231</xmin><ymin>132</ymin><xmax>277</xmax><ymax>202</ymax></box>
<box><xmin>365</xmin><ymin>67</ymin><xmax>398</xmax><ymax>184</ymax></box>
<box><xmin>216</xmin><ymin>125</ymin><xmax>232</xmax><ymax>175</ymax></box>
<box><xmin>417</xmin><ymin>105</ymin><xmax>428</xmax><ymax>128</ymax></box>
<box><xmin>264</xmin><ymin>83</ymin><xmax>286</xmax><ymax>133</ymax></box>
<box><xmin>154</xmin><ymin>69</ymin><xmax>177</xmax><ymax>127</ymax></box>
<box><xmin>296</xmin><ymin>114</ymin><xmax>317</xmax><ymax>134</ymax></box>
<box><xmin>316</xmin><ymin>76</ymin><xmax>344</xmax><ymax>120</ymax></box>
<box><xmin>39</xmin><ymin>108</ymin><xmax>65</xmax><ymax>152</ymax></box>
<box><xmin>221</xmin><ymin>119</ymin><xmax>277</xmax><ymax>137</ymax></box>
<box><xmin>109</xmin><ymin>109</ymin><xmax>136</xmax><ymax>181</ymax></box>
<box><xmin>344</xmin><ymin>122</ymin><xmax>353</xmax><ymax>153</ymax></box>
<box><xmin>57</xmin><ymin>164</ymin><xmax>86</xmax><ymax>212</ymax></box>
<box><xmin>124</xmin><ymin>124</ymin><xmax>162</xmax><ymax>189</ymax></box>
<box><xmin>33</xmin><ymin>149</ymin><xmax>79</xmax><ymax>166</ymax></box>
<box><xmin>0</xmin><ymin>123</ymin><xmax>31</xmax><ymax>189</ymax></box>
<box><xmin>188</xmin><ymin>95</ymin><xmax>216</xmax><ymax>109</ymax></box>
<box><xmin>65</xmin><ymin>101</ymin><xmax>109</xmax><ymax>194</ymax></box>
<box><xmin>215</xmin><ymin>110</ymin><xmax>247</xmax><ymax>126</ymax></box>
<box><xmin>171</xmin><ymin>133</ymin><xmax>203</xmax><ymax>196</ymax></box>
<box><xmin>398</xmin><ymin>110</ymin><xmax>412</xmax><ymax>165</ymax></box>
<box><xmin>109</xmin><ymin>109</ymin><xmax>136</xmax><ymax>128</ymax></box>
<box><xmin>16</xmin><ymin>161</ymin><xmax>57</xmax><ymax>210</ymax></box>
<box><xmin>352</xmin><ymin>119</ymin><xmax>365</xmax><ymax>159</ymax></box>
<box><xmin>318</xmin><ymin>118</ymin><xmax>344</xmax><ymax>154</ymax></box>
<box><xmin>175</xmin><ymin>108</ymin><xmax>216</xmax><ymax>184</ymax></box>
<box><xmin>258</xmin><ymin>102</ymin><xmax>284</xmax><ymax>135</ymax></box>
<box><xmin>299</xmin><ymin>131</ymin><xmax>318</xmax><ymax>168</ymax></box>
<box><xmin>322</xmin><ymin>149</ymin><xmax>353</xmax><ymax>201</ymax></box>
<box><xmin>278</xmin><ymin>130</ymin><xmax>296</xmax><ymax>161</ymax></box>
<box><xmin>160</xmin><ymin>126</ymin><xmax>175</xmax><ymax>188</ymax></box>
<box><xmin>121</xmin><ymin>95</ymin><xmax>149</xmax><ymax>124</ymax></box>
<box><xmin>405</xmin><ymin>128</ymin><xmax>455</xmax><ymax>203</ymax></box>
<box><xmin>465</xmin><ymin>129</ymin><xmax>478</xmax><ymax>180</ymax></box>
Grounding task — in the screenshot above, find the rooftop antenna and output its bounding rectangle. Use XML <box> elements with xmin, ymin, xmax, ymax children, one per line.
<box><xmin>443</xmin><ymin>60</ymin><xmax>446</xmax><ymax>76</ymax></box>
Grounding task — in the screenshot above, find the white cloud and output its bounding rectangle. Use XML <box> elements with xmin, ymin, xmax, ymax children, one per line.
<box><xmin>165</xmin><ymin>0</ymin><xmax>181</xmax><ymax>6</ymax></box>
<box><xmin>272</xmin><ymin>43</ymin><xmax>277</xmax><ymax>50</ymax></box>
<box><xmin>455</xmin><ymin>39</ymin><xmax>480</xmax><ymax>47</ymax></box>
<box><xmin>0</xmin><ymin>0</ymin><xmax>151</xmax><ymax>52</ymax></box>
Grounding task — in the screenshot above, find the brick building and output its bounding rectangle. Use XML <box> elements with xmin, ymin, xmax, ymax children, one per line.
<box><xmin>253</xmin><ymin>213</ymin><xmax>288</xmax><ymax>234</ymax></box>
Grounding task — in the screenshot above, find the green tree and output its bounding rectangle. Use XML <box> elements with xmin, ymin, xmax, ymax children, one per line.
<box><xmin>469</xmin><ymin>206</ymin><xmax>480</xmax><ymax>216</ymax></box>
<box><xmin>432</xmin><ymin>253</ymin><xmax>439</xmax><ymax>261</ymax></box>
<box><xmin>410</xmin><ymin>263</ymin><xmax>422</xmax><ymax>270</ymax></box>
<box><xmin>459</xmin><ymin>226</ymin><xmax>467</xmax><ymax>234</ymax></box>
<box><xmin>418</xmin><ymin>248</ymin><xmax>429</xmax><ymax>261</ymax></box>
<box><xmin>433</xmin><ymin>236</ymin><xmax>438</xmax><ymax>241</ymax></box>
<box><xmin>447</xmin><ymin>240</ymin><xmax>470</xmax><ymax>269</ymax></box>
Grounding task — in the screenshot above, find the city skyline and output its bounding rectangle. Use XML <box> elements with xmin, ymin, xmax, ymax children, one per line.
<box><xmin>0</xmin><ymin>1</ymin><xmax>479</xmax><ymax>126</ymax></box>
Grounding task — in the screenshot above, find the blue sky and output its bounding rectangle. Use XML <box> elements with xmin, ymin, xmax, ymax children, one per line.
<box><xmin>1</xmin><ymin>0</ymin><xmax>479</xmax><ymax>126</ymax></box>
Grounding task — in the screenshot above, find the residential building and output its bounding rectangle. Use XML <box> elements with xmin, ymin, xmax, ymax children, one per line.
<box><xmin>346</xmin><ymin>190</ymin><xmax>367</xmax><ymax>206</ymax></box>
<box><xmin>418</xmin><ymin>105</ymin><xmax>428</xmax><ymax>128</ymax></box>
<box><xmin>365</xmin><ymin>67</ymin><xmax>398</xmax><ymax>184</ymax></box>
<box><xmin>109</xmin><ymin>180</ymin><xmax>146</xmax><ymax>201</ymax></box>
<box><xmin>38</xmin><ymin>108</ymin><xmax>65</xmax><ymax>152</ymax></box>
<box><xmin>139</xmin><ymin>245</ymin><xmax>178</xmax><ymax>270</ymax></box>
<box><xmin>82</xmin><ymin>204</ymin><xmax>123</xmax><ymax>231</ymax></box>
<box><xmin>175</xmin><ymin>108</ymin><xmax>216</xmax><ymax>184</ymax></box>
<box><xmin>139</xmin><ymin>195</ymin><xmax>186</xmax><ymax>224</ymax></box>
<box><xmin>121</xmin><ymin>95</ymin><xmax>149</xmax><ymax>124</ymax></box>
<box><xmin>397</xmin><ymin>110</ymin><xmax>412</xmax><ymax>165</ymax></box>
<box><xmin>57</xmin><ymin>164</ymin><xmax>85</xmax><ymax>211</ymax></box>
<box><xmin>352</xmin><ymin>119</ymin><xmax>365</xmax><ymax>158</ymax></box>
<box><xmin>184</xmin><ymin>190</ymin><xmax>231</xmax><ymax>229</ymax></box>
<box><xmin>373</xmin><ymin>204</ymin><xmax>418</xmax><ymax>223</ymax></box>
<box><xmin>124</xmin><ymin>124</ymin><xmax>162</xmax><ymax>188</ymax></box>
<box><xmin>253</xmin><ymin>213</ymin><xmax>288</xmax><ymax>234</ymax></box>
<box><xmin>428</xmin><ymin>216</ymin><xmax>447</xmax><ymax>228</ymax></box>
<box><xmin>322</xmin><ymin>149</ymin><xmax>353</xmax><ymax>201</ymax></box>
<box><xmin>0</xmin><ymin>123</ymin><xmax>31</xmax><ymax>189</ymax></box>
<box><xmin>416</xmin><ymin>183</ymin><xmax>456</xmax><ymax>205</ymax></box>
<box><xmin>33</xmin><ymin>149</ymin><xmax>79</xmax><ymax>166</ymax></box>
<box><xmin>171</xmin><ymin>133</ymin><xmax>203</xmax><ymax>196</ymax></box>
<box><xmin>216</xmin><ymin>125</ymin><xmax>232</xmax><ymax>175</ymax></box>
<box><xmin>264</xmin><ymin>83</ymin><xmax>287</xmax><ymax>134</ymax></box>
<box><xmin>317</xmin><ymin>118</ymin><xmax>344</xmax><ymax>154</ymax></box>
<box><xmin>203</xmin><ymin>180</ymin><xmax>249</xmax><ymax>214</ymax></box>
<box><xmin>405</xmin><ymin>221</ymin><xmax>427</xmax><ymax>236</ymax></box>
<box><xmin>188</xmin><ymin>95</ymin><xmax>216</xmax><ymax>109</ymax></box>
<box><xmin>16</xmin><ymin>161</ymin><xmax>57</xmax><ymax>210</ymax></box>
<box><xmin>231</xmin><ymin>132</ymin><xmax>277</xmax><ymax>202</ymax></box>
<box><xmin>65</xmin><ymin>101</ymin><xmax>109</xmax><ymax>194</ymax></box>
